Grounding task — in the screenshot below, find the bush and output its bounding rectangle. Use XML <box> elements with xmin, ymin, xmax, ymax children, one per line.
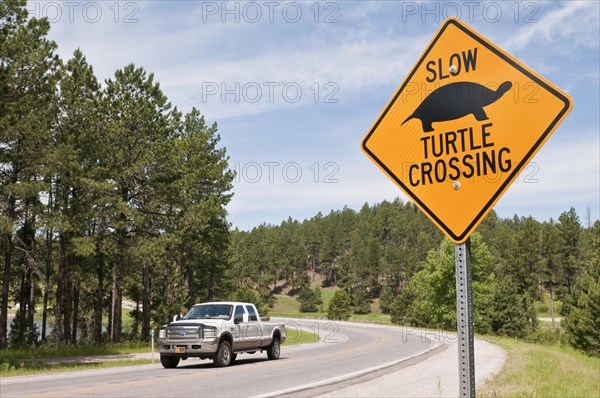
<box><xmin>298</xmin><ymin>286</ymin><xmax>323</xmax><ymax>313</ymax></box>
<box><xmin>534</xmin><ymin>302</ymin><xmax>549</xmax><ymax>315</ymax></box>
<box><xmin>489</xmin><ymin>279</ymin><xmax>538</xmax><ymax>338</ymax></box>
<box><xmin>390</xmin><ymin>286</ymin><xmax>417</xmax><ymax>325</ymax></box>
<box><xmin>378</xmin><ymin>284</ymin><xmax>394</xmax><ymax>314</ymax></box>
<box><xmin>525</xmin><ymin>328</ymin><xmax>564</xmax><ymax>346</ymax></box>
<box><xmin>327</xmin><ymin>289</ymin><xmax>351</xmax><ymax>320</ymax></box>
<box><xmin>350</xmin><ymin>289</ymin><xmax>371</xmax><ymax>315</ymax></box>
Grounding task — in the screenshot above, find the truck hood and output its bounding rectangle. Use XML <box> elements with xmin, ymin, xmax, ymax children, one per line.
<box><xmin>165</xmin><ymin>320</ymin><xmax>219</xmax><ymax>329</ymax></box>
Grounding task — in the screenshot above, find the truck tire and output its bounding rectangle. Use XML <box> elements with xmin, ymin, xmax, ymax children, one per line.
<box><xmin>213</xmin><ymin>341</ymin><xmax>232</xmax><ymax>367</ymax></box>
<box><xmin>267</xmin><ymin>337</ymin><xmax>280</xmax><ymax>360</ymax></box>
<box><xmin>160</xmin><ymin>355</ymin><xmax>180</xmax><ymax>369</ymax></box>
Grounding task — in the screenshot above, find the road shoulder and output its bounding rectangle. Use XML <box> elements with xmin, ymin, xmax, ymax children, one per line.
<box><xmin>315</xmin><ymin>336</ymin><xmax>506</xmax><ymax>397</ymax></box>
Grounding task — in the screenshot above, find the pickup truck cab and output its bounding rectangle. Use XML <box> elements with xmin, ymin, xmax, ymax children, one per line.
<box><xmin>157</xmin><ymin>301</ymin><xmax>286</xmax><ymax>368</ymax></box>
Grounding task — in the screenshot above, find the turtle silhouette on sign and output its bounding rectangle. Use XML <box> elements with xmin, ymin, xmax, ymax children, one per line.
<box><xmin>402</xmin><ymin>81</ymin><xmax>513</xmax><ymax>132</ymax></box>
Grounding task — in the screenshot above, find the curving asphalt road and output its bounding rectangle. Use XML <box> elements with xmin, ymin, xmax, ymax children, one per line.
<box><xmin>1</xmin><ymin>319</ymin><xmax>444</xmax><ymax>398</ymax></box>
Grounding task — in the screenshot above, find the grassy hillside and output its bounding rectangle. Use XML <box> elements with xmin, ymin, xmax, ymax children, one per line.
<box><xmin>479</xmin><ymin>338</ymin><xmax>600</xmax><ymax>397</ymax></box>
<box><xmin>270</xmin><ymin>287</ymin><xmax>391</xmax><ymax>323</ymax></box>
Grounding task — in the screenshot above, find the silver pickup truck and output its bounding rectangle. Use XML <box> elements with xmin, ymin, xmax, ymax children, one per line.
<box><xmin>157</xmin><ymin>301</ymin><xmax>286</xmax><ymax>368</ymax></box>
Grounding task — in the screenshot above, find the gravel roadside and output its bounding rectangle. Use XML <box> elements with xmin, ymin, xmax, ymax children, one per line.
<box><xmin>316</xmin><ymin>337</ymin><xmax>506</xmax><ymax>397</ymax></box>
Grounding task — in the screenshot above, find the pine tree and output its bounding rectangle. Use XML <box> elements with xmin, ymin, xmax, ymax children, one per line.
<box><xmin>102</xmin><ymin>64</ymin><xmax>174</xmax><ymax>342</ymax></box>
<box><xmin>0</xmin><ymin>0</ymin><xmax>59</xmax><ymax>348</ymax></box>
<box><xmin>298</xmin><ymin>286</ymin><xmax>323</xmax><ymax>313</ymax></box>
<box><xmin>47</xmin><ymin>49</ymin><xmax>103</xmax><ymax>345</ymax></box>
<box><xmin>563</xmin><ymin>221</ymin><xmax>600</xmax><ymax>356</ymax></box>
<box><xmin>327</xmin><ymin>289</ymin><xmax>351</xmax><ymax>320</ymax></box>
<box><xmin>557</xmin><ymin>208</ymin><xmax>583</xmax><ymax>295</ymax></box>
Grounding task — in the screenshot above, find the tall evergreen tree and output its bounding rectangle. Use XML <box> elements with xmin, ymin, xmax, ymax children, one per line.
<box><xmin>102</xmin><ymin>64</ymin><xmax>174</xmax><ymax>342</ymax></box>
<box><xmin>0</xmin><ymin>0</ymin><xmax>59</xmax><ymax>348</ymax></box>
<box><xmin>563</xmin><ymin>221</ymin><xmax>600</xmax><ymax>356</ymax></box>
<box><xmin>540</xmin><ymin>219</ymin><xmax>562</xmax><ymax>327</ymax></box>
<box><xmin>48</xmin><ymin>49</ymin><xmax>102</xmax><ymax>345</ymax></box>
<box><xmin>557</xmin><ymin>208</ymin><xmax>583</xmax><ymax>295</ymax></box>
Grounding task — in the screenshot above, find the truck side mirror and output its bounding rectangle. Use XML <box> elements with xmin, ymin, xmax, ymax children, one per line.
<box><xmin>173</xmin><ymin>314</ymin><xmax>181</xmax><ymax>322</ymax></box>
<box><xmin>234</xmin><ymin>316</ymin><xmax>242</xmax><ymax>324</ymax></box>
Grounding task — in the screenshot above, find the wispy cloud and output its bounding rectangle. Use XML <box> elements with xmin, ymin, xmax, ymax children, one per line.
<box><xmin>158</xmin><ymin>36</ymin><xmax>429</xmax><ymax>118</ymax></box>
<box><xmin>504</xmin><ymin>1</ymin><xmax>599</xmax><ymax>52</ymax></box>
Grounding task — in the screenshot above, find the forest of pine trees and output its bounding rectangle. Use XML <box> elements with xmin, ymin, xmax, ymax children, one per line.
<box><xmin>230</xmin><ymin>203</ymin><xmax>599</xmax><ymax>355</ymax></box>
<box><xmin>1</xmin><ymin>1</ymin><xmax>234</xmax><ymax>348</ymax></box>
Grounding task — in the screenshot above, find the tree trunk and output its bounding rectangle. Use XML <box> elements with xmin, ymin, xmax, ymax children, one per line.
<box><xmin>110</xmin><ymin>195</ymin><xmax>128</xmax><ymax>344</ymax></box>
<box><xmin>24</xmin><ymin>207</ymin><xmax>36</xmax><ymax>346</ymax></box>
<box><xmin>72</xmin><ymin>280</ymin><xmax>79</xmax><ymax>343</ymax></box>
<box><xmin>132</xmin><ymin>300</ymin><xmax>139</xmax><ymax>338</ymax></box>
<box><xmin>141</xmin><ymin>261</ymin><xmax>151</xmax><ymax>341</ymax></box>
<box><xmin>549</xmin><ymin>280</ymin><xmax>556</xmax><ymax>329</ymax></box>
<box><xmin>64</xmin><ymin>267</ymin><xmax>72</xmax><ymax>345</ymax></box>
<box><xmin>110</xmin><ymin>259</ymin><xmax>122</xmax><ymax>343</ymax></box>
<box><xmin>28</xmin><ymin>258</ymin><xmax>36</xmax><ymax>345</ymax></box>
<box><xmin>17</xmin><ymin>266</ymin><xmax>27</xmax><ymax>344</ymax></box>
<box><xmin>59</xmin><ymin>233</ymin><xmax>72</xmax><ymax>345</ymax></box>
<box><xmin>42</xmin><ymin>220</ymin><xmax>52</xmax><ymax>342</ymax></box>
<box><xmin>186</xmin><ymin>266</ymin><xmax>194</xmax><ymax>309</ymax></box>
<box><xmin>0</xmin><ymin>194</ymin><xmax>16</xmax><ymax>349</ymax></box>
<box><xmin>54</xmin><ymin>252</ymin><xmax>63</xmax><ymax>348</ymax></box>
<box><xmin>107</xmin><ymin>288</ymin><xmax>112</xmax><ymax>343</ymax></box>
<box><xmin>207</xmin><ymin>268</ymin><xmax>214</xmax><ymax>302</ymax></box>
<box><xmin>94</xmin><ymin>248</ymin><xmax>104</xmax><ymax>343</ymax></box>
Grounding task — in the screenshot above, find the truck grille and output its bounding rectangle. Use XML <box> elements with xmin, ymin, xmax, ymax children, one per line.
<box><xmin>166</xmin><ymin>326</ymin><xmax>200</xmax><ymax>343</ymax></box>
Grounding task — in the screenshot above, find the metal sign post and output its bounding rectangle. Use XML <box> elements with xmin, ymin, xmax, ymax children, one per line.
<box><xmin>455</xmin><ymin>239</ymin><xmax>475</xmax><ymax>397</ymax></box>
<box><xmin>151</xmin><ymin>329</ymin><xmax>155</xmax><ymax>364</ymax></box>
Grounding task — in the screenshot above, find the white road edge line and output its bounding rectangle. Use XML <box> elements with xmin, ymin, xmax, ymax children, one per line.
<box><xmin>253</xmin><ymin>338</ymin><xmax>443</xmax><ymax>398</ymax></box>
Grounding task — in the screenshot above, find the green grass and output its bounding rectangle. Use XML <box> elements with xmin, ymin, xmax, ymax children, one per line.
<box><xmin>272</xmin><ymin>290</ymin><xmax>391</xmax><ymax>324</ymax></box>
<box><xmin>271</xmin><ymin>310</ymin><xmax>325</xmax><ymax>318</ymax></box>
<box><xmin>319</xmin><ymin>287</ymin><xmax>337</xmax><ymax>308</ymax></box>
<box><xmin>283</xmin><ymin>329</ymin><xmax>320</xmax><ymax>345</ymax></box>
<box><xmin>271</xmin><ymin>309</ymin><xmax>392</xmax><ymax>324</ymax></box>
<box><xmin>272</xmin><ymin>294</ymin><xmax>300</xmax><ymax>313</ymax></box>
<box><xmin>0</xmin><ymin>342</ymin><xmax>152</xmax><ymax>362</ymax></box>
<box><xmin>478</xmin><ymin>337</ymin><xmax>600</xmax><ymax>397</ymax></box>
<box><xmin>0</xmin><ymin>358</ymin><xmax>152</xmax><ymax>377</ymax></box>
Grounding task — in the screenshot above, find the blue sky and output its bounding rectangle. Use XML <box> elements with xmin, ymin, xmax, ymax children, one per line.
<box><xmin>30</xmin><ymin>0</ymin><xmax>600</xmax><ymax>230</ymax></box>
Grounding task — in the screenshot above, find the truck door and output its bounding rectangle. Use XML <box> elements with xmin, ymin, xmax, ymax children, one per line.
<box><xmin>232</xmin><ymin>305</ymin><xmax>247</xmax><ymax>351</ymax></box>
<box><xmin>245</xmin><ymin>305</ymin><xmax>263</xmax><ymax>348</ymax></box>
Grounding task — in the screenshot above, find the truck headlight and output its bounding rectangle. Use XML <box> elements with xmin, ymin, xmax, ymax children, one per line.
<box><xmin>203</xmin><ymin>328</ymin><xmax>217</xmax><ymax>339</ymax></box>
<box><xmin>159</xmin><ymin>328</ymin><xmax>166</xmax><ymax>339</ymax></box>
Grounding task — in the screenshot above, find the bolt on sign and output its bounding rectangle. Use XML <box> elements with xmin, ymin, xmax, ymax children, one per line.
<box><xmin>362</xmin><ymin>18</ymin><xmax>572</xmax><ymax>243</ymax></box>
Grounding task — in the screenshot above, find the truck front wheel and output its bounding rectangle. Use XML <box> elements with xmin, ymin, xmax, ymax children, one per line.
<box><xmin>160</xmin><ymin>355</ymin><xmax>180</xmax><ymax>369</ymax></box>
<box><xmin>213</xmin><ymin>341</ymin><xmax>232</xmax><ymax>367</ymax></box>
<box><xmin>267</xmin><ymin>338</ymin><xmax>280</xmax><ymax>360</ymax></box>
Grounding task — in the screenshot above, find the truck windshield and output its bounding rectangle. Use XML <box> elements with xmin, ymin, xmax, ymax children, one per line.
<box><xmin>183</xmin><ymin>304</ymin><xmax>233</xmax><ymax>320</ymax></box>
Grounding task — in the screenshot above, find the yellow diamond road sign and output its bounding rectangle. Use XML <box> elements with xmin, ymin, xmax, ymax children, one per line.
<box><xmin>362</xmin><ymin>18</ymin><xmax>572</xmax><ymax>243</ymax></box>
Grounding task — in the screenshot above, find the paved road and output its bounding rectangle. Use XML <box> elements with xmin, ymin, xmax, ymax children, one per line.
<box><xmin>1</xmin><ymin>319</ymin><xmax>443</xmax><ymax>397</ymax></box>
